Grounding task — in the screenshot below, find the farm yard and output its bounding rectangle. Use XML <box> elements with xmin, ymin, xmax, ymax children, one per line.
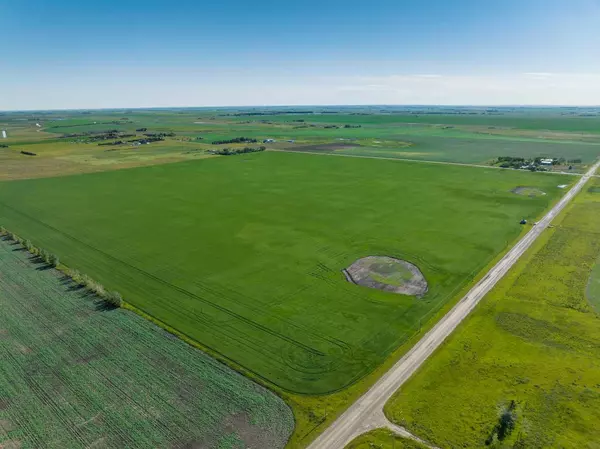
<box><xmin>0</xmin><ymin>235</ymin><xmax>293</xmax><ymax>449</ymax></box>
<box><xmin>2</xmin><ymin>106</ymin><xmax>600</xmax><ymax>449</ymax></box>
<box><xmin>383</xmin><ymin>177</ymin><xmax>600</xmax><ymax>448</ymax></box>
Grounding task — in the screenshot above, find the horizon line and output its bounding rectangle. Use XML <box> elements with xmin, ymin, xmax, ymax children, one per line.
<box><xmin>3</xmin><ymin>104</ymin><xmax>600</xmax><ymax>113</ymax></box>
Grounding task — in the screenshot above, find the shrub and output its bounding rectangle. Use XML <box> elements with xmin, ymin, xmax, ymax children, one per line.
<box><xmin>39</xmin><ymin>248</ymin><xmax>51</xmax><ymax>264</ymax></box>
<box><xmin>91</xmin><ymin>282</ymin><xmax>106</xmax><ymax>297</ymax></box>
<box><xmin>0</xmin><ymin>226</ymin><xmax>6</xmax><ymax>235</ymax></box>
<box><xmin>81</xmin><ymin>274</ymin><xmax>94</xmax><ymax>289</ymax></box>
<box><xmin>486</xmin><ymin>400</ymin><xmax>517</xmax><ymax>445</ymax></box>
<box><xmin>105</xmin><ymin>291</ymin><xmax>123</xmax><ymax>307</ymax></box>
<box><xmin>69</xmin><ymin>269</ymin><xmax>84</xmax><ymax>286</ymax></box>
<box><xmin>49</xmin><ymin>253</ymin><xmax>59</xmax><ymax>267</ymax></box>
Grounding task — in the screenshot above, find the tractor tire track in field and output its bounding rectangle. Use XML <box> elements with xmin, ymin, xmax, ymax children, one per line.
<box><xmin>308</xmin><ymin>158</ymin><xmax>600</xmax><ymax>449</ymax></box>
<box><xmin>0</xmin><ymin>201</ymin><xmax>354</xmax><ymax>387</ymax></box>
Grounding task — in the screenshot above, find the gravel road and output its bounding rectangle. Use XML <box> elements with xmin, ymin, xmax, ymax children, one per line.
<box><xmin>307</xmin><ymin>159</ymin><xmax>600</xmax><ymax>449</ymax></box>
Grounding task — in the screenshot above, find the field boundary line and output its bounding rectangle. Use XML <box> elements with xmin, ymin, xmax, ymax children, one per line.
<box><xmin>269</xmin><ymin>149</ymin><xmax>584</xmax><ymax>176</ymax></box>
<box><xmin>307</xmin><ymin>158</ymin><xmax>600</xmax><ymax>449</ymax></box>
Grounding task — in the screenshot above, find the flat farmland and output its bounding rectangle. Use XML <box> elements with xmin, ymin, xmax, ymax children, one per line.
<box><xmin>384</xmin><ymin>178</ymin><xmax>600</xmax><ymax>448</ymax></box>
<box><xmin>4</xmin><ymin>108</ymin><xmax>600</xmax><ymax>182</ymax></box>
<box><xmin>0</xmin><ymin>151</ymin><xmax>568</xmax><ymax>394</ymax></box>
<box><xmin>332</xmin><ymin>134</ymin><xmax>600</xmax><ymax>165</ymax></box>
<box><xmin>0</xmin><ymin>236</ymin><xmax>293</xmax><ymax>449</ymax></box>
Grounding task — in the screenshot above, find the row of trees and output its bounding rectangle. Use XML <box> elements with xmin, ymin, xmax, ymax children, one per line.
<box><xmin>65</xmin><ymin>268</ymin><xmax>122</xmax><ymax>307</ymax></box>
<box><xmin>0</xmin><ymin>226</ymin><xmax>122</xmax><ymax>308</ymax></box>
<box><xmin>143</xmin><ymin>132</ymin><xmax>175</xmax><ymax>138</ymax></box>
<box><xmin>1</xmin><ymin>226</ymin><xmax>60</xmax><ymax>267</ymax></box>
<box><xmin>208</xmin><ymin>146</ymin><xmax>266</xmax><ymax>156</ymax></box>
<box><xmin>211</xmin><ymin>137</ymin><xmax>258</xmax><ymax>145</ymax></box>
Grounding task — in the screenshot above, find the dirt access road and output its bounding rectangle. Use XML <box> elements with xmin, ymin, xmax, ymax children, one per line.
<box><xmin>308</xmin><ymin>159</ymin><xmax>600</xmax><ymax>449</ymax></box>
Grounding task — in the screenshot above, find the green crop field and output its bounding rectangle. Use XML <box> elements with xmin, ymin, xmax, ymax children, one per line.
<box><xmin>384</xmin><ymin>178</ymin><xmax>600</xmax><ymax>448</ymax></box>
<box><xmin>0</xmin><ymin>237</ymin><xmax>293</xmax><ymax>449</ymax></box>
<box><xmin>0</xmin><ymin>151</ymin><xmax>568</xmax><ymax>394</ymax></box>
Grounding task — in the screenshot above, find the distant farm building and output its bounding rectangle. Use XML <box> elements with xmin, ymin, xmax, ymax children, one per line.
<box><xmin>263</xmin><ymin>139</ymin><xmax>275</xmax><ymax>143</ymax></box>
<box><xmin>1</xmin><ymin>130</ymin><xmax>6</xmax><ymax>139</ymax></box>
<box><xmin>540</xmin><ymin>158</ymin><xmax>553</xmax><ymax>165</ymax></box>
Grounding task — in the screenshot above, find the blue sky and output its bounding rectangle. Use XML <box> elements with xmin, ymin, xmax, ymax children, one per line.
<box><xmin>1</xmin><ymin>0</ymin><xmax>600</xmax><ymax>109</ymax></box>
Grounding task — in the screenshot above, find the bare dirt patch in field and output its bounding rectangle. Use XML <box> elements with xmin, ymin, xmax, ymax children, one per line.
<box><xmin>0</xmin><ymin>419</ymin><xmax>14</xmax><ymax>433</ymax></box>
<box><xmin>511</xmin><ymin>186</ymin><xmax>546</xmax><ymax>197</ymax></box>
<box><xmin>224</xmin><ymin>413</ymin><xmax>280</xmax><ymax>449</ymax></box>
<box><xmin>0</xmin><ymin>441</ymin><xmax>21</xmax><ymax>449</ymax></box>
<box><xmin>344</xmin><ymin>256</ymin><xmax>428</xmax><ymax>296</ymax></box>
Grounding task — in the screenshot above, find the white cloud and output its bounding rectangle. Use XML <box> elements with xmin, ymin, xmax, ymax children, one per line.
<box><xmin>327</xmin><ymin>73</ymin><xmax>600</xmax><ymax>106</ymax></box>
<box><xmin>522</xmin><ymin>72</ymin><xmax>555</xmax><ymax>81</ymax></box>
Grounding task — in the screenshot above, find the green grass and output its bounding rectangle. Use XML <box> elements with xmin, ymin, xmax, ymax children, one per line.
<box><xmin>384</xmin><ymin>178</ymin><xmax>600</xmax><ymax>449</ymax></box>
<box><xmin>0</xmin><ymin>151</ymin><xmax>567</xmax><ymax>395</ymax></box>
<box><xmin>586</xmin><ymin>255</ymin><xmax>600</xmax><ymax>313</ymax></box>
<box><xmin>345</xmin><ymin>429</ymin><xmax>428</xmax><ymax>449</ymax></box>
<box><xmin>0</xmin><ymin>236</ymin><xmax>293</xmax><ymax>449</ymax></box>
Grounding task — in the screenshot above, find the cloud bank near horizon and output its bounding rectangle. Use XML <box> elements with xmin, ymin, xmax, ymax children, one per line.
<box><xmin>3</xmin><ymin>73</ymin><xmax>600</xmax><ymax>111</ymax></box>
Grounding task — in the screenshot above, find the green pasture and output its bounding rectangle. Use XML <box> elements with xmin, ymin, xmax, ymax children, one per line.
<box><xmin>0</xmin><ymin>152</ymin><xmax>567</xmax><ymax>394</ymax></box>
<box><xmin>345</xmin><ymin>429</ymin><xmax>428</xmax><ymax>449</ymax></box>
<box><xmin>384</xmin><ymin>178</ymin><xmax>600</xmax><ymax>448</ymax></box>
<box><xmin>0</xmin><ymin>237</ymin><xmax>293</xmax><ymax>449</ymax></box>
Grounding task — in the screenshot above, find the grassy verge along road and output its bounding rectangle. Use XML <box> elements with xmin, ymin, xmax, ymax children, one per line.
<box><xmin>309</xmin><ymin>158</ymin><xmax>600</xmax><ymax>449</ymax></box>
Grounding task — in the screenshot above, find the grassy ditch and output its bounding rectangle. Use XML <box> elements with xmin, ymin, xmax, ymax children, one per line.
<box><xmin>384</xmin><ymin>177</ymin><xmax>600</xmax><ymax>448</ymax></box>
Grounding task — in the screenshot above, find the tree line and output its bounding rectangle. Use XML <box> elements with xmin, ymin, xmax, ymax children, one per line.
<box><xmin>208</xmin><ymin>146</ymin><xmax>266</xmax><ymax>156</ymax></box>
<box><xmin>0</xmin><ymin>226</ymin><xmax>122</xmax><ymax>308</ymax></box>
<box><xmin>211</xmin><ymin>137</ymin><xmax>258</xmax><ymax>145</ymax></box>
